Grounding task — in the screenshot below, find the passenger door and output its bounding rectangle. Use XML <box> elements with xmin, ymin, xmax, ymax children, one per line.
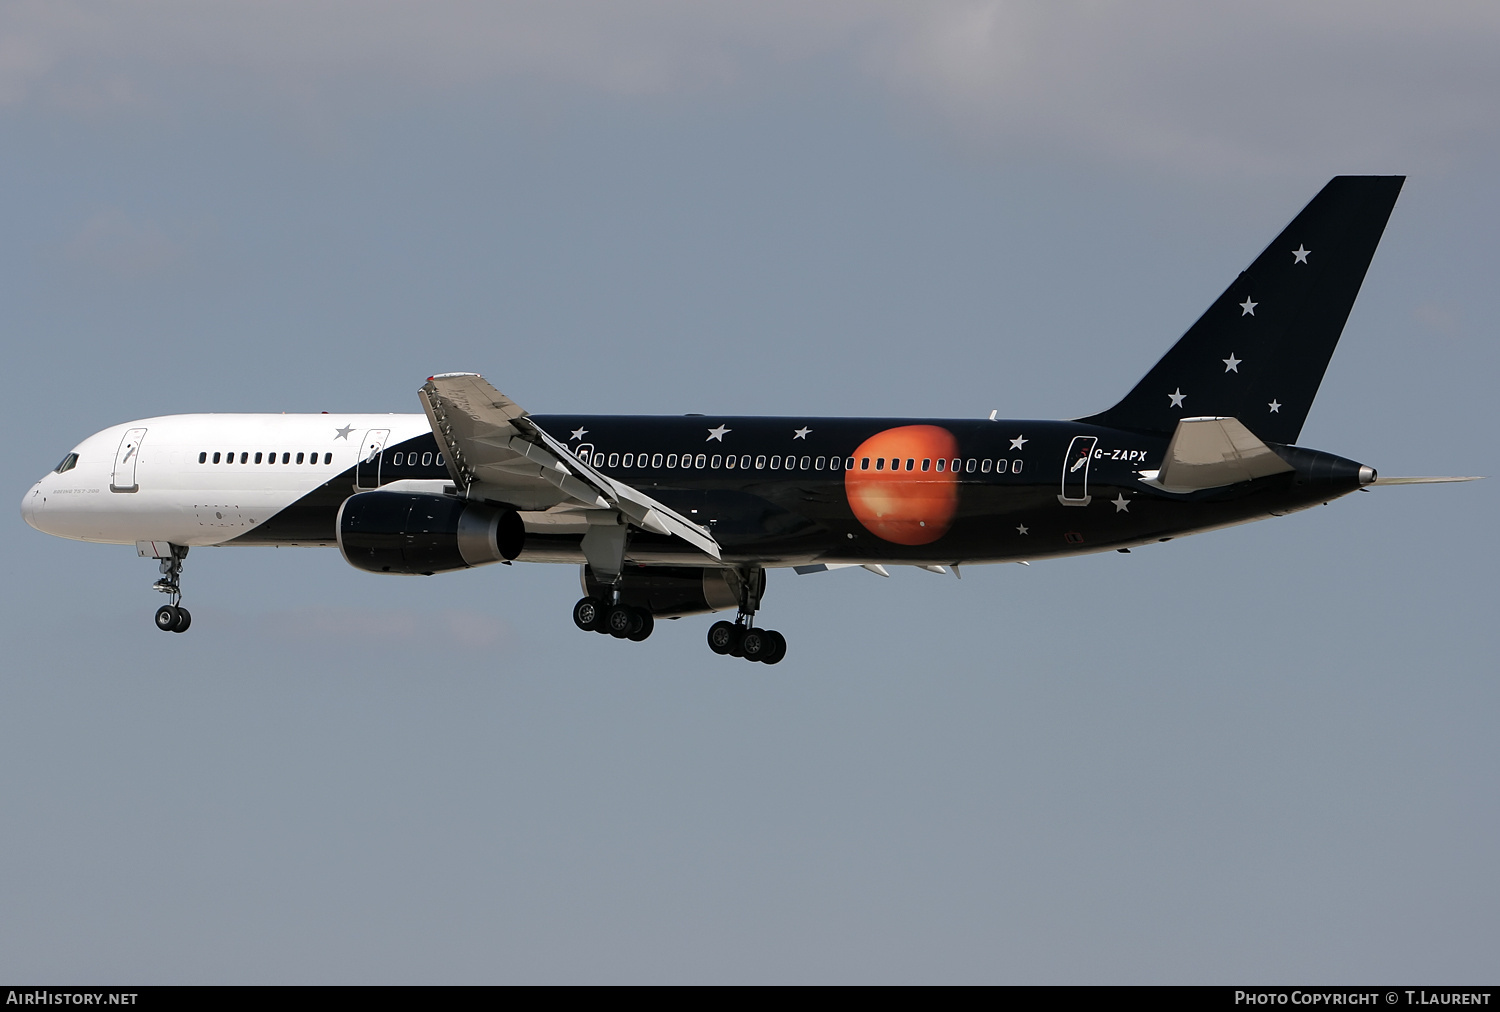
<box><xmin>1058</xmin><ymin>435</ymin><xmax>1097</xmax><ymax>506</ymax></box>
<box><xmin>356</xmin><ymin>429</ymin><xmax>391</xmax><ymax>489</ymax></box>
<box><xmin>110</xmin><ymin>427</ymin><xmax>147</xmax><ymax>493</ymax></box>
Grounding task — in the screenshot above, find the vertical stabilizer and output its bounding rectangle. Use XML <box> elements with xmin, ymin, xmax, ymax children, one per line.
<box><xmin>1080</xmin><ymin>176</ymin><xmax>1404</xmax><ymax>444</ymax></box>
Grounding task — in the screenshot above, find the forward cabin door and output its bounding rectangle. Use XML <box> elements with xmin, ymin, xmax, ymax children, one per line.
<box><xmin>1058</xmin><ymin>435</ymin><xmax>1097</xmax><ymax>506</ymax></box>
<box><xmin>110</xmin><ymin>427</ymin><xmax>147</xmax><ymax>493</ymax></box>
<box><xmin>356</xmin><ymin>429</ymin><xmax>391</xmax><ymax>489</ymax></box>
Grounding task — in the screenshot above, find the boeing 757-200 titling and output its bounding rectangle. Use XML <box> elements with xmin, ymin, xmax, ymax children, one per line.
<box><xmin>22</xmin><ymin>176</ymin><xmax>1478</xmax><ymax>663</ymax></box>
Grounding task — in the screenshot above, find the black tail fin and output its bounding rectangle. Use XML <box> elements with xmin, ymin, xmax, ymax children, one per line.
<box><xmin>1080</xmin><ymin>175</ymin><xmax>1404</xmax><ymax>444</ymax></box>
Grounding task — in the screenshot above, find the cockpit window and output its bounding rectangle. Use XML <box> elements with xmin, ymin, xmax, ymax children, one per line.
<box><xmin>54</xmin><ymin>452</ymin><xmax>78</xmax><ymax>474</ymax></box>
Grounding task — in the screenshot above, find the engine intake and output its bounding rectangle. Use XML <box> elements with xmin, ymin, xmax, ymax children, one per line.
<box><xmin>338</xmin><ymin>491</ymin><xmax>524</xmax><ymax>575</ymax></box>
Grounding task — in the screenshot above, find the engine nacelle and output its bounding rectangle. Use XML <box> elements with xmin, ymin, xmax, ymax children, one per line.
<box><xmin>338</xmin><ymin>491</ymin><xmax>524</xmax><ymax>575</ymax></box>
<box><xmin>581</xmin><ymin>564</ymin><xmax>753</xmax><ymax>618</ymax></box>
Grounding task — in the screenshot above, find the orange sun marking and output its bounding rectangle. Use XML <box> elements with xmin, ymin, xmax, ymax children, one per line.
<box><xmin>844</xmin><ymin>425</ymin><xmax>960</xmax><ymax>545</ymax></box>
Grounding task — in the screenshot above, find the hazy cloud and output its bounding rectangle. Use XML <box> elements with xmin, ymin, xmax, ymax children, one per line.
<box><xmin>2</xmin><ymin>2</ymin><xmax>1499</xmax><ymax>172</ymax></box>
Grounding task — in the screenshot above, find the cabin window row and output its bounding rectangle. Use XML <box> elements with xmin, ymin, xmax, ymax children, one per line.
<box><xmin>576</xmin><ymin>450</ymin><xmax>1021</xmax><ymax>475</ymax></box>
<box><xmin>199</xmin><ymin>451</ymin><xmax>333</xmax><ymax>465</ymax></box>
<box><xmin>388</xmin><ymin>451</ymin><xmax>445</xmax><ymax>466</ymax></box>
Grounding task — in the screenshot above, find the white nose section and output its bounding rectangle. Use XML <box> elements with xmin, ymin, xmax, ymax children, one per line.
<box><xmin>20</xmin><ymin>483</ymin><xmax>42</xmax><ymax>531</ymax></box>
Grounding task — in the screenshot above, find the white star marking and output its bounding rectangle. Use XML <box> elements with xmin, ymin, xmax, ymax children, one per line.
<box><xmin>1240</xmin><ymin>297</ymin><xmax>1258</xmax><ymax>316</ymax></box>
<box><xmin>1009</xmin><ymin>435</ymin><xmax>1028</xmax><ymax>450</ymax></box>
<box><xmin>1268</xmin><ymin>400</ymin><xmax>1282</xmax><ymax>413</ymax></box>
<box><xmin>1168</xmin><ymin>388</ymin><xmax>1186</xmax><ymax>408</ymax></box>
<box><xmin>793</xmin><ymin>427</ymin><xmax>812</xmax><ymax>440</ymax></box>
<box><xmin>1223</xmin><ymin>353</ymin><xmax>1241</xmax><ymax>373</ymax></box>
<box><xmin>706</xmin><ymin>424</ymin><xmax>731</xmax><ymax>442</ymax></box>
<box><xmin>1292</xmin><ymin>245</ymin><xmax>1310</xmax><ymax>264</ymax></box>
<box><xmin>334</xmin><ymin>425</ymin><xmax>355</xmax><ymax>440</ymax></box>
<box><xmin>570</xmin><ymin>427</ymin><xmax>588</xmax><ymax>441</ymax></box>
<box><xmin>1111</xmin><ymin>494</ymin><xmax>1130</xmax><ymax>513</ymax></box>
<box><xmin>1016</xmin><ymin>523</ymin><xmax>1029</xmax><ymax>535</ymax></box>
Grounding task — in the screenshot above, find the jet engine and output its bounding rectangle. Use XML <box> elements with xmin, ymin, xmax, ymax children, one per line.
<box><xmin>338</xmin><ymin>491</ymin><xmax>524</xmax><ymax>575</ymax></box>
<box><xmin>581</xmin><ymin>564</ymin><xmax>754</xmax><ymax>618</ymax></box>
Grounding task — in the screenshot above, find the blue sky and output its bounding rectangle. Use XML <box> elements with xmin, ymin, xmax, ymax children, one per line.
<box><xmin>2</xmin><ymin>2</ymin><xmax>1496</xmax><ymax>983</ymax></box>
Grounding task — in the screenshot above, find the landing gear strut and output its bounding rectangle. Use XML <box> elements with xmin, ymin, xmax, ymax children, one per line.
<box><xmin>706</xmin><ymin>566</ymin><xmax>786</xmax><ymax>664</ymax></box>
<box><xmin>149</xmin><ymin>544</ymin><xmax>191</xmax><ymax>633</ymax></box>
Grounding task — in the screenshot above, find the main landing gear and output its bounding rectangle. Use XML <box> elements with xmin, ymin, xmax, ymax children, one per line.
<box><xmin>707</xmin><ymin>566</ymin><xmax>786</xmax><ymax>665</ymax></box>
<box><xmin>150</xmin><ymin>544</ymin><xmax>192</xmax><ymax>633</ymax></box>
<box><xmin>573</xmin><ymin>596</ymin><xmax>655</xmax><ymax>642</ymax></box>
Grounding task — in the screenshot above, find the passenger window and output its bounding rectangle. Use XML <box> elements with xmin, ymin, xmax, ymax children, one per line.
<box><xmin>436</xmin><ymin>454</ymin><xmax>444</xmax><ymax>466</ymax></box>
<box><xmin>607</xmin><ymin>452</ymin><xmax>619</xmax><ymax>468</ymax></box>
<box><xmin>951</xmin><ymin>458</ymin><xmax>960</xmax><ymax>472</ymax></box>
<box><xmin>936</xmin><ymin>458</ymin><xmax>945</xmax><ymax>472</ymax></box>
<box><xmin>296</xmin><ymin>452</ymin><xmax>304</xmax><ymax>464</ymax></box>
<box><xmin>724</xmin><ymin>455</ymin><xmax>735</xmax><ymax>469</ymax></box>
<box><xmin>876</xmin><ymin>458</ymin><xmax>885</xmax><ymax>470</ymax></box>
<box><xmin>996</xmin><ymin>459</ymin><xmax>1008</xmax><ymax>473</ymax></box>
<box><xmin>860</xmin><ymin>457</ymin><xmax>869</xmax><ymax>470</ymax></box>
<box><xmin>965</xmin><ymin>459</ymin><xmax>975</xmax><ymax>472</ymax></box>
<box><xmin>255</xmin><ymin>452</ymin><xmax>263</xmax><ymax>464</ymax></box>
<box><xmin>324</xmin><ymin>452</ymin><xmax>332</xmax><ymax>464</ymax></box>
<box><xmin>213</xmin><ymin>452</ymin><xmax>221</xmax><ymax>463</ymax></box>
<box><xmin>1013</xmin><ymin>459</ymin><xmax>1023</xmax><ymax>474</ymax></box>
<box><xmin>695</xmin><ymin>453</ymin><xmax>706</xmax><ymax>468</ymax></box>
<box><xmin>770</xmin><ymin>455</ymin><xmax>781</xmax><ymax>468</ymax></box>
<box><xmin>844</xmin><ymin>457</ymin><xmax>854</xmax><ymax>470</ymax></box>
<box><xmin>666</xmin><ymin>453</ymin><xmax>678</xmax><ymax>468</ymax></box>
<box><xmin>622</xmin><ymin>453</ymin><xmax>633</xmax><ymax>467</ymax></box>
<box><xmin>906</xmin><ymin>458</ymin><xmax>915</xmax><ymax>471</ymax></box>
<box><xmin>800</xmin><ymin>455</ymin><xmax>810</xmax><ymax>469</ymax></box>
<box><xmin>710</xmin><ymin>454</ymin><xmax>722</xmax><ymax>468</ymax></box>
<box><xmin>282</xmin><ymin>452</ymin><xmax>290</xmax><ymax>464</ymax></box>
<box><xmin>198</xmin><ymin>452</ymin><xmax>207</xmax><ymax>464</ymax></box>
<box><xmin>741</xmin><ymin>455</ymin><xmax>752</xmax><ymax>469</ymax></box>
<box><xmin>652</xmin><ymin>453</ymin><xmax>664</xmax><ymax>468</ymax></box>
<box><xmin>392</xmin><ymin>452</ymin><xmax>402</xmax><ymax>465</ymax></box>
<box><xmin>815</xmin><ymin>456</ymin><xmax>826</xmax><ymax>469</ymax></box>
<box><xmin>755</xmin><ymin>455</ymin><xmax>767</xmax><ymax>469</ymax></box>
<box><xmin>981</xmin><ymin>459</ymin><xmax>992</xmax><ymax>473</ymax></box>
<box><xmin>921</xmin><ymin>458</ymin><xmax>930</xmax><ymax>471</ymax></box>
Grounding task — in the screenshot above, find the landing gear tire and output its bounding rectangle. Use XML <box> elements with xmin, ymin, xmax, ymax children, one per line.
<box><xmin>605</xmin><ymin>604</ymin><xmax>637</xmax><ymax>639</ymax></box>
<box><xmin>707</xmin><ymin>620</ymin><xmax>740</xmax><ymax>655</ymax></box>
<box><xmin>171</xmin><ymin>606</ymin><xmax>192</xmax><ymax>633</ymax></box>
<box><xmin>741</xmin><ymin>627</ymin><xmax>772</xmax><ymax>662</ymax></box>
<box><xmin>760</xmin><ymin>630</ymin><xmax>786</xmax><ymax>665</ymax></box>
<box><xmin>627</xmin><ymin>610</ymin><xmax>654</xmax><ymax>642</ymax></box>
<box><xmin>155</xmin><ymin>605</ymin><xmax>180</xmax><ymax>632</ymax></box>
<box><xmin>573</xmin><ymin>597</ymin><xmax>605</xmax><ymax>632</ymax></box>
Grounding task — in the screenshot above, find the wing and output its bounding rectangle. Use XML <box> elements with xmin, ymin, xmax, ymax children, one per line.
<box><xmin>418</xmin><ymin>372</ymin><xmax>721</xmax><ymax>560</ymax></box>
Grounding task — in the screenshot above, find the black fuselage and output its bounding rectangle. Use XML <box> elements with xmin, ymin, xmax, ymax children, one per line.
<box><xmin>240</xmin><ymin>413</ymin><xmax>1368</xmax><ymax>567</ymax></box>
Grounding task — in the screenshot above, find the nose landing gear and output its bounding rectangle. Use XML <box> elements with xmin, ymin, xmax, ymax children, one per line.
<box><xmin>145</xmin><ymin>543</ymin><xmax>191</xmax><ymax>633</ymax></box>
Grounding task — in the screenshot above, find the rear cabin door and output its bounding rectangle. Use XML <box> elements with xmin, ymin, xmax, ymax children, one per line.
<box><xmin>110</xmin><ymin>427</ymin><xmax>147</xmax><ymax>493</ymax></box>
<box><xmin>356</xmin><ymin>429</ymin><xmax>391</xmax><ymax>489</ymax></box>
<box><xmin>1059</xmin><ymin>435</ymin><xmax>1098</xmax><ymax>506</ymax></box>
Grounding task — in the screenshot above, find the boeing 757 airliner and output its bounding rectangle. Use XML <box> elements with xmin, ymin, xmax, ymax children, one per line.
<box><xmin>21</xmin><ymin>177</ymin><xmax>1476</xmax><ymax>663</ymax></box>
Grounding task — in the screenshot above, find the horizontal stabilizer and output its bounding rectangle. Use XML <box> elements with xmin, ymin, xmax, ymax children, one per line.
<box><xmin>1371</xmin><ymin>475</ymin><xmax>1484</xmax><ymax>485</ymax></box>
<box><xmin>1143</xmin><ymin>416</ymin><xmax>1293</xmax><ymax>493</ymax></box>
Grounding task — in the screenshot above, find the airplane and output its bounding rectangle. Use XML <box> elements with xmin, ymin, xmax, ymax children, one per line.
<box><xmin>21</xmin><ymin>175</ymin><xmax>1479</xmax><ymax>664</ymax></box>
